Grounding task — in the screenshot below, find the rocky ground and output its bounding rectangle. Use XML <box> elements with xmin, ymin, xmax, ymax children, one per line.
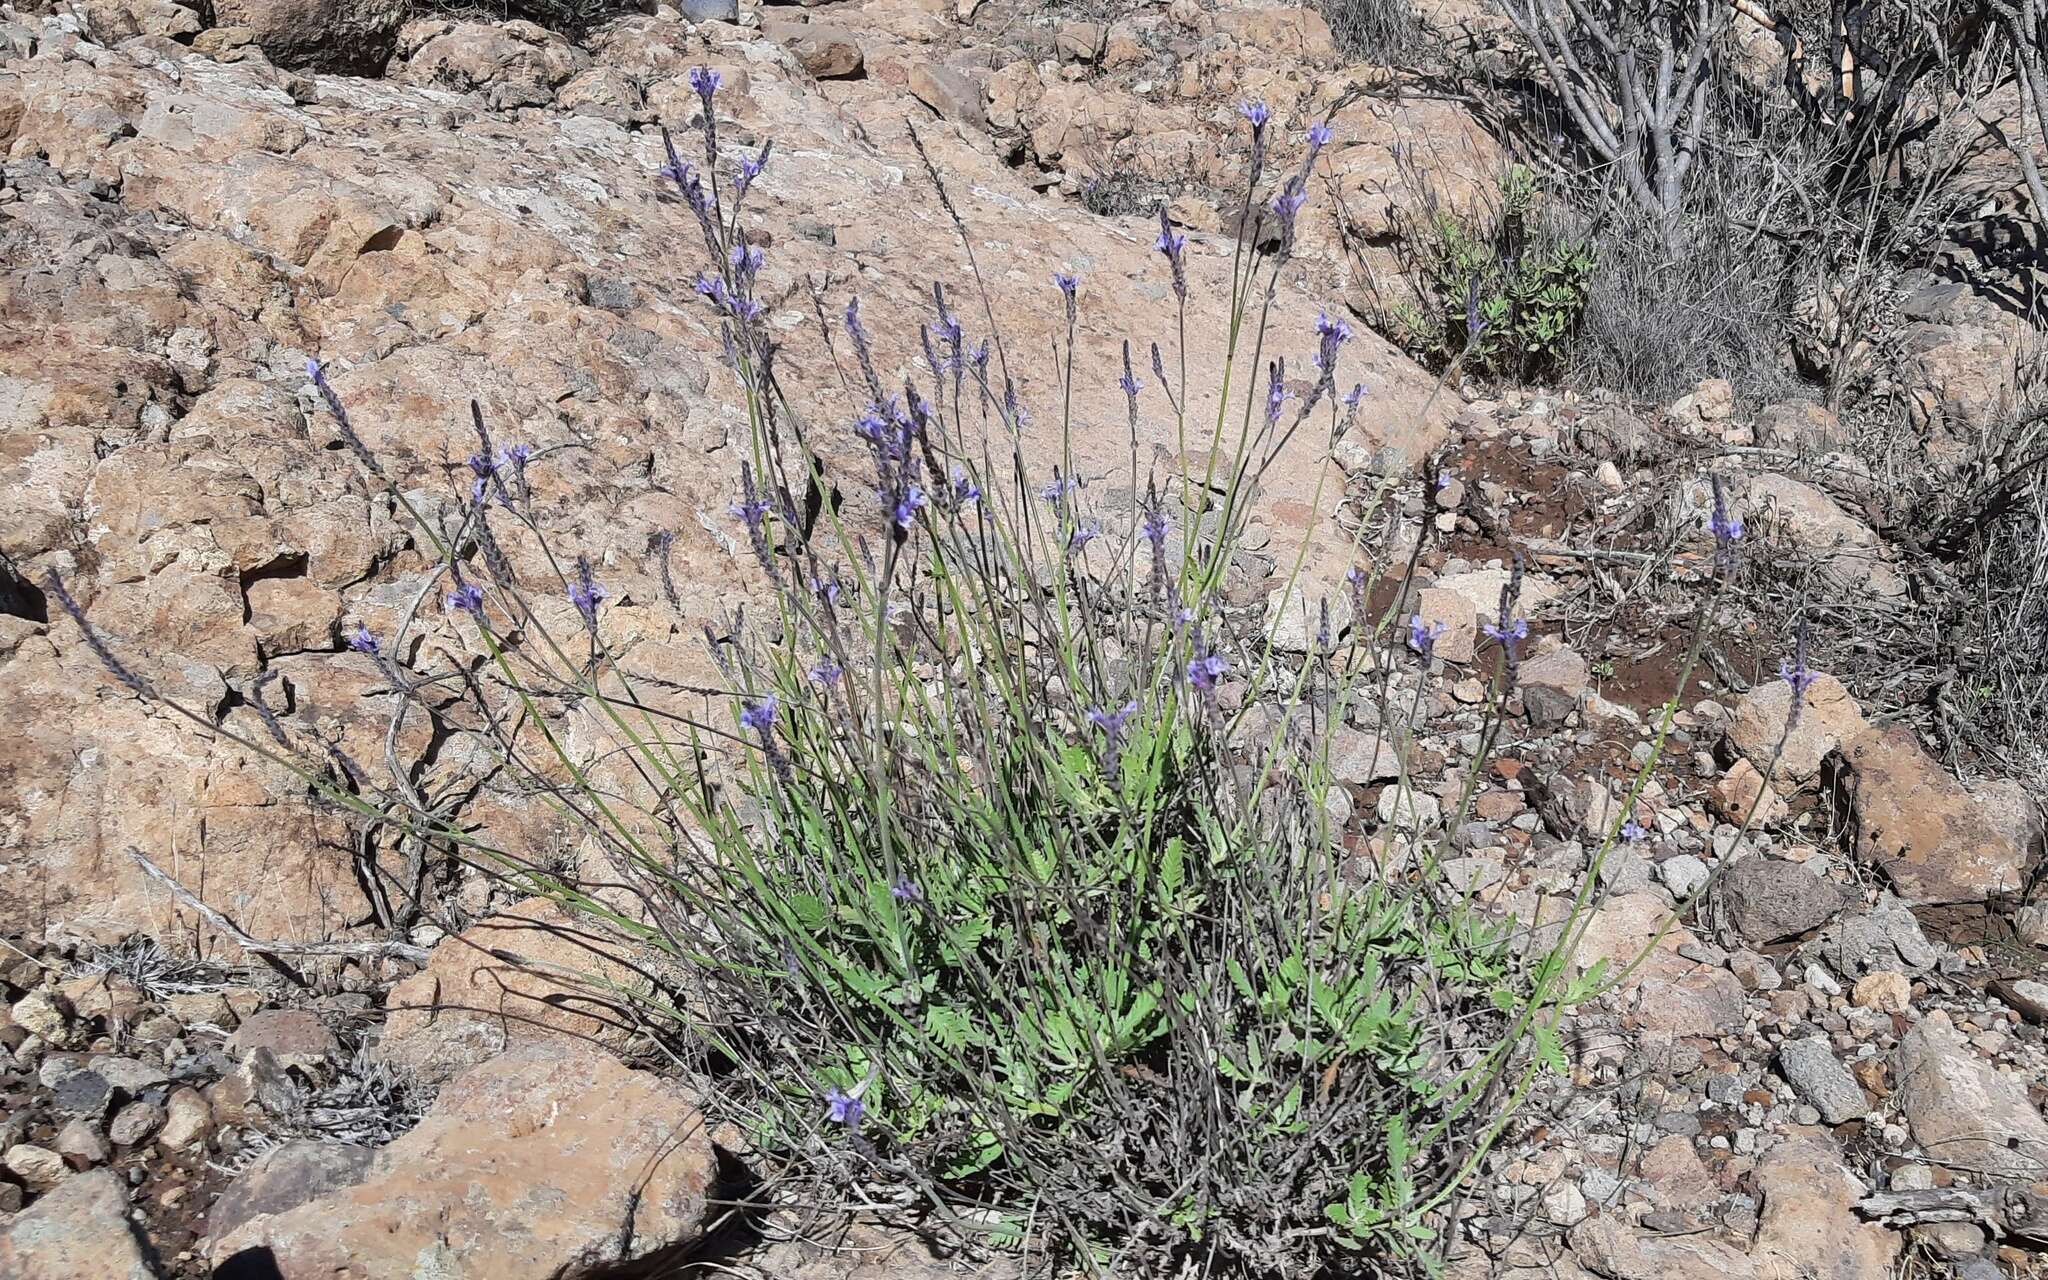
<box><xmin>2</xmin><ymin>0</ymin><xmax>2045</xmax><ymax>1276</ymax></box>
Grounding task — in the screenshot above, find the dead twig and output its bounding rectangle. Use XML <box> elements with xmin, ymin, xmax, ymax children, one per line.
<box><xmin>126</xmin><ymin>846</ymin><xmax>432</xmax><ymax>980</ymax></box>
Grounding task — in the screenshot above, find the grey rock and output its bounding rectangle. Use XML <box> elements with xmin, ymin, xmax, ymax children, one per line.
<box><xmin>107</xmin><ymin>1100</ymin><xmax>165</xmax><ymax>1147</ymax></box>
<box><xmin>207</xmin><ymin>1140</ymin><xmax>376</xmax><ymax>1243</ymax></box>
<box><xmin>0</xmin><ymin>1168</ymin><xmax>156</xmax><ymax>1279</ymax></box>
<box><xmin>89</xmin><ymin>1056</ymin><xmax>169</xmax><ymax>1097</ymax></box>
<box><xmin>1720</xmin><ymin>856</ymin><xmax>1849</xmax><ymax>944</ymax></box>
<box><xmin>677</xmin><ymin>0</ymin><xmax>737</xmax><ymax>17</ymax></box>
<box><xmin>52</xmin><ymin>1070</ymin><xmax>112</xmax><ymax>1121</ymax></box>
<box><xmin>1895</xmin><ymin>1010</ymin><xmax>2048</xmax><ymax>1177</ymax></box>
<box><xmin>227</xmin><ymin>1010</ymin><xmax>340</xmax><ymax>1077</ymax></box>
<box><xmin>1779</xmin><ymin>1035</ymin><xmax>1866</xmax><ymax>1124</ymax></box>
<box><xmin>1659</xmin><ymin>853</ymin><xmax>1709</xmax><ymax>899</ymax></box>
<box><xmin>1808</xmin><ymin>894</ymin><xmax>1941</xmax><ymax>977</ymax></box>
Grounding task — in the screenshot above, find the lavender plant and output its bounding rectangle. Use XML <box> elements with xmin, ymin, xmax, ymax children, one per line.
<box><xmin>40</xmin><ymin>79</ymin><xmax>1781</xmax><ymax>1278</ymax></box>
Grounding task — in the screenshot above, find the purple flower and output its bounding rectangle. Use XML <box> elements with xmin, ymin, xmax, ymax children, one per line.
<box><xmin>1264</xmin><ymin>359</ymin><xmax>1293</xmax><ymax>426</ymax></box>
<box><xmin>1068</xmin><ymin>522</ymin><xmax>1100</xmax><ymax>553</ymax></box>
<box><xmin>1155</xmin><ymin>207</ymin><xmax>1188</xmax><ymax>302</ymax></box>
<box><xmin>823</xmin><ymin>1085</ymin><xmax>865</xmax><ymax>1129</ymax></box>
<box><xmin>891</xmin><ymin>484</ymin><xmax>927</xmax><ymax>529</ymax></box>
<box><xmin>950</xmin><ymin>468</ymin><xmax>981</xmax><ymax>507</ymax></box>
<box><xmin>688</xmin><ymin>65</ymin><xmax>721</xmax><ymax>103</ymax></box>
<box><xmin>1408</xmin><ymin>615</ymin><xmax>1446</xmax><ymax>657</ymax></box>
<box><xmin>810</xmin><ymin>657</ymin><xmax>844</xmax><ymax>687</ymax></box>
<box><xmin>569</xmin><ymin>556</ymin><xmax>605</xmax><ymax>625</ymax></box>
<box><xmin>1040</xmin><ymin>473</ymin><xmax>1081</xmax><ymax>504</ymax></box>
<box><xmin>1481</xmin><ymin>616</ymin><xmax>1528</xmax><ymax>648</ymax></box>
<box><xmin>1053</xmin><ymin>271</ymin><xmax>1078</xmax><ymax>297</ymax></box>
<box><xmin>1271</xmin><ymin>181</ymin><xmax>1308</xmax><ymax>241</ymax></box>
<box><xmin>1087</xmin><ymin>700</ymin><xmax>1139</xmax><ymax>738</ymax></box>
<box><xmin>1621</xmin><ymin>820</ymin><xmax>1648</xmax><ymax>843</ymax></box>
<box><xmin>738</xmin><ymin>696</ymin><xmax>778</xmax><ymax>735</ymax></box>
<box><xmin>811</xmin><ymin>573</ymin><xmax>843</xmax><ymax>607</ymax></box>
<box><xmin>446</xmin><ymin>583</ymin><xmax>485</xmax><ymax>615</ymax></box>
<box><xmin>1240</xmin><ymin>99</ymin><xmax>1270</xmax><ymax>130</ymax></box>
<box><xmin>1118</xmin><ymin>359</ymin><xmax>1142</xmax><ymax>400</ymax></box>
<box><xmin>890</xmin><ymin>876</ymin><xmax>923</xmax><ymax>903</ymax></box>
<box><xmin>347</xmin><ymin>623</ymin><xmax>380</xmax><ymax>656</ymax></box>
<box><xmin>1344</xmin><ymin>383</ymin><xmax>1366</xmax><ymax>408</ymax></box>
<box><xmin>1709</xmin><ymin>475</ymin><xmax>1743</xmax><ymax>572</ymax></box>
<box><xmin>730</xmin><ymin>243</ymin><xmax>765</xmax><ymax>278</ymax></box>
<box><xmin>1780</xmin><ymin>621</ymin><xmax>1814</xmax><ymax>728</ymax></box>
<box><xmin>731</xmin><ymin>492</ymin><xmax>773</xmax><ymax>530</ymax></box>
<box><xmin>1306</xmin><ymin>119</ymin><xmax>1333</xmax><ymax>151</ymax></box>
<box><xmin>1141</xmin><ymin>508</ymin><xmax>1167</xmax><ymax>556</ymax></box>
<box><xmin>1187</xmin><ymin>651</ymin><xmax>1227</xmax><ymax>693</ymax></box>
<box><xmin>1313</xmin><ymin>310</ymin><xmax>1351</xmax><ymax>371</ymax></box>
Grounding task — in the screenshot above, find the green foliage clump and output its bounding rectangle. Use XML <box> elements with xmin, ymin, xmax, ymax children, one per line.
<box><xmin>1388</xmin><ymin>167</ymin><xmax>1593</xmax><ymax>384</ymax></box>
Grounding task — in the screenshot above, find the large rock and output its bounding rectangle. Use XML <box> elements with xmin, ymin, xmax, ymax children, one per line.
<box><xmin>1740</xmin><ymin>472</ymin><xmax>1906</xmax><ymax>600</ymax></box>
<box><xmin>208</xmin><ymin>0</ymin><xmax>409</xmax><ymax>72</ymax></box>
<box><xmin>1572</xmin><ymin>893</ymin><xmax>1746</xmax><ymax>1037</ymax></box>
<box><xmin>1725</xmin><ymin>671</ymin><xmax>1865</xmax><ymax>785</ymax></box>
<box><xmin>1748</xmin><ymin>1132</ymin><xmax>1900</xmax><ymax>1280</ymax></box>
<box><xmin>376</xmin><ymin>897</ymin><xmax>635</xmax><ymax>1084</ymax></box>
<box><xmin>1718</xmin><ymin>857</ymin><xmax>1849</xmax><ymax>944</ymax></box>
<box><xmin>210</xmin><ymin>1042</ymin><xmax>716</xmax><ymax>1278</ymax></box>
<box><xmin>208</xmin><ymin>1140</ymin><xmax>376</xmax><ymax>1242</ymax></box>
<box><xmin>1894</xmin><ymin>1010</ymin><xmax>2048</xmax><ymax>1177</ymax></box>
<box><xmin>0</xmin><ymin>1169</ymin><xmax>158</xmax><ymax>1280</ymax></box>
<box><xmin>1833</xmin><ymin>726</ymin><xmax>2044</xmax><ymax>904</ymax></box>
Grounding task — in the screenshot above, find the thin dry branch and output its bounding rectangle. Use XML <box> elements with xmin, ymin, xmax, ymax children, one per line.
<box><xmin>127</xmin><ymin>845</ymin><xmax>432</xmax><ymax>967</ymax></box>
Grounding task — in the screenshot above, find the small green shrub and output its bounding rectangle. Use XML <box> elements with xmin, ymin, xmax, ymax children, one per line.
<box><xmin>1385</xmin><ymin>167</ymin><xmax>1593</xmax><ymax>384</ymax></box>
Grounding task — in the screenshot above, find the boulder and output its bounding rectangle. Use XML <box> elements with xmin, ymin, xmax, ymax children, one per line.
<box><xmin>208</xmin><ymin>0</ymin><xmax>408</xmax><ymax>72</ymax></box>
<box><xmin>1833</xmin><ymin>726</ymin><xmax>2044</xmax><ymax>904</ymax></box>
<box><xmin>1725</xmin><ymin>670</ymin><xmax>1865</xmax><ymax>786</ymax></box>
<box><xmin>209</xmin><ymin>1042</ymin><xmax>716</xmax><ymax>1279</ymax></box>
<box><xmin>1741</xmin><ymin>473</ymin><xmax>1906</xmax><ymax>600</ymax></box>
<box><xmin>0</xmin><ymin>1169</ymin><xmax>157</xmax><ymax>1280</ymax></box>
<box><xmin>208</xmin><ymin>1140</ymin><xmax>376</xmax><ymax>1242</ymax></box>
<box><xmin>1572</xmin><ymin>893</ymin><xmax>1746</xmax><ymax>1037</ymax></box>
<box><xmin>376</xmin><ymin>896</ymin><xmax>635</xmax><ymax>1083</ymax></box>
<box><xmin>1718</xmin><ymin>857</ymin><xmax>1847</xmax><ymax>944</ymax></box>
<box><xmin>1894</xmin><ymin>1010</ymin><xmax>2048</xmax><ymax>1177</ymax></box>
<box><xmin>763</xmin><ymin>18</ymin><xmax>863</xmax><ymax>78</ymax></box>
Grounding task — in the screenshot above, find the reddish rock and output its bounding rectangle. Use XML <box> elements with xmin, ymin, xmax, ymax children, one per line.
<box><xmin>210</xmin><ymin>1043</ymin><xmax>715</xmax><ymax>1279</ymax></box>
<box><xmin>1834</xmin><ymin>726</ymin><xmax>2043</xmax><ymax>904</ymax></box>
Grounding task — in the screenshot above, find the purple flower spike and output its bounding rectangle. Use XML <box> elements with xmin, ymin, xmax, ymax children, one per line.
<box><xmin>1408</xmin><ymin>615</ymin><xmax>1446</xmax><ymax>657</ymax></box>
<box><xmin>950</xmin><ymin>468</ymin><xmax>981</xmax><ymax>508</ymax></box>
<box><xmin>1708</xmin><ymin>475</ymin><xmax>1744</xmax><ymax>573</ymax></box>
<box><xmin>1481</xmin><ymin>616</ymin><xmax>1528</xmax><ymax>647</ymax></box>
<box><xmin>738</xmin><ymin>696</ymin><xmax>778</xmax><ymax>735</ymax></box>
<box><xmin>890</xmin><ymin>876</ymin><xmax>923</xmax><ymax>903</ymax></box>
<box><xmin>1271</xmin><ymin>181</ymin><xmax>1308</xmax><ymax>241</ymax></box>
<box><xmin>1464</xmin><ymin>276</ymin><xmax>1488</xmax><ymax>342</ymax></box>
<box><xmin>1088</xmin><ymin>700</ymin><xmax>1139</xmax><ymax>738</ymax></box>
<box><xmin>823</xmin><ymin>1085</ymin><xmax>865</xmax><ymax>1129</ymax></box>
<box><xmin>569</xmin><ymin>555</ymin><xmax>605</xmax><ymax>626</ymax></box>
<box><xmin>892</xmin><ymin>484</ymin><xmax>927</xmax><ymax>530</ymax></box>
<box><xmin>1155</xmin><ymin>207</ymin><xmax>1188</xmax><ymax>303</ymax></box>
<box><xmin>688</xmin><ymin>65</ymin><xmax>721</xmax><ymax>103</ymax></box>
<box><xmin>1187</xmin><ymin>651</ymin><xmax>1227</xmax><ymax>693</ymax></box>
<box><xmin>347</xmin><ymin>623</ymin><xmax>380</xmax><ymax>656</ymax></box>
<box><xmin>1621</xmin><ymin>820</ymin><xmax>1648</xmax><ymax>843</ymax></box>
<box><xmin>1068</xmin><ymin>522</ymin><xmax>1100</xmax><ymax>553</ymax></box>
<box><xmin>810</xmin><ymin>657</ymin><xmax>844</xmax><ymax>687</ymax></box>
<box><xmin>1313</xmin><ymin>310</ymin><xmax>1352</xmax><ymax>371</ymax></box>
<box><xmin>1344</xmin><ymin>383</ymin><xmax>1366</xmax><ymax>408</ymax></box>
<box><xmin>1053</xmin><ymin>271</ymin><xmax>1079</xmax><ymax>297</ymax></box>
<box><xmin>447</xmin><ymin>583</ymin><xmax>485</xmax><ymax>615</ymax></box>
<box><xmin>1306</xmin><ymin>119</ymin><xmax>1334</xmax><ymax>151</ymax></box>
<box><xmin>1240</xmin><ymin>100</ymin><xmax>1270</xmax><ymax>130</ymax></box>
<box><xmin>1780</xmin><ymin>620</ymin><xmax>1814</xmax><ymax>729</ymax></box>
